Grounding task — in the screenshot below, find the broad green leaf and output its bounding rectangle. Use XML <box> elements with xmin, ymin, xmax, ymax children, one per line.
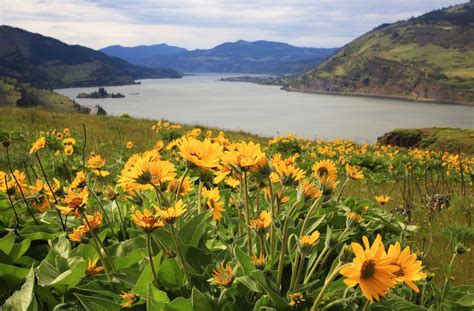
<box><xmin>191</xmin><ymin>287</ymin><xmax>215</xmax><ymax>310</ymax></box>
<box><xmin>73</xmin><ymin>281</ymin><xmax>118</xmax><ymax>299</ymax></box>
<box><xmin>147</xmin><ymin>282</ymin><xmax>170</xmax><ymax>309</ymax></box>
<box><xmin>9</xmin><ymin>239</ymin><xmax>31</xmax><ymax>261</ymax></box>
<box><xmin>2</xmin><ymin>268</ymin><xmax>38</xmax><ymax>311</ymax></box>
<box><xmin>0</xmin><ymin>231</ymin><xmax>15</xmax><ymax>254</ymax></box>
<box><xmin>109</xmin><ymin>237</ymin><xmax>147</xmax><ymax>269</ymax></box>
<box><xmin>235</xmin><ymin>276</ymin><xmax>261</xmax><ymax>293</ymax></box>
<box><xmin>369</xmin><ymin>294</ymin><xmax>427</xmax><ymax>310</ymax></box>
<box><xmin>50</xmin><ymin>235</ymin><xmax>71</xmax><ymax>258</ymax></box>
<box><xmin>184</xmin><ymin>246</ymin><xmax>212</xmax><ymax>273</ymax></box>
<box><xmin>250</xmin><ymin>270</ymin><xmax>287</xmax><ymax>309</ymax></box>
<box><xmin>234</xmin><ymin>246</ymin><xmax>255</xmax><ymax>275</ymax></box>
<box><xmin>457</xmin><ymin>293</ymin><xmax>474</xmax><ymax>307</ymax></box>
<box><xmin>19</xmin><ymin>225</ymin><xmax>62</xmax><ymax>241</ymax></box>
<box><xmin>36</xmin><ymin>258</ymin><xmax>86</xmax><ymax>292</ymax></box>
<box><xmin>168</xmin><ymin>297</ymin><xmax>193</xmax><ymax>311</ymax></box>
<box><xmin>74</xmin><ymin>293</ymin><xmax>121</xmax><ymax>311</ymax></box>
<box><xmin>158</xmin><ymin>258</ymin><xmax>185</xmax><ymax>288</ymax></box>
<box><xmin>132</xmin><ymin>251</ymin><xmax>163</xmax><ymax>297</ymax></box>
<box><xmin>178</xmin><ymin>210</ymin><xmax>210</xmax><ymax>247</ymax></box>
<box><xmin>0</xmin><ymin>263</ymin><xmax>31</xmax><ymax>289</ymax></box>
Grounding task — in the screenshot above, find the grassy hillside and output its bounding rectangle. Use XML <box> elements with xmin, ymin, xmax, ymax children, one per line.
<box><xmin>0</xmin><ymin>107</ymin><xmax>474</xmax><ymax>300</ymax></box>
<box><xmin>0</xmin><ymin>77</ymin><xmax>88</xmax><ymax>113</ymax></box>
<box><xmin>289</xmin><ymin>2</ymin><xmax>474</xmax><ymax>104</ymax></box>
<box><xmin>0</xmin><ymin>26</ymin><xmax>181</xmax><ymax>88</ymax></box>
<box><xmin>378</xmin><ymin>127</ymin><xmax>474</xmax><ymax>154</ymax></box>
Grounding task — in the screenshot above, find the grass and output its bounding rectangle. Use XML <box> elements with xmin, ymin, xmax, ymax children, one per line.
<box><xmin>0</xmin><ymin>78</ymin><xmax>77</xmax><ymax>113</ymax></box>
<box><xmin>0</xmin><ymin>107</ymin><xmax>472</xmax><ymax>286</ymax></box>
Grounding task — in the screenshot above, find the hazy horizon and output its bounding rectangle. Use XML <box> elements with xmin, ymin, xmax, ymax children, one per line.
<box><xmin>0</xmin><ymin>0</ymin><xmax>467</xmax><ymax>50</ymax></box>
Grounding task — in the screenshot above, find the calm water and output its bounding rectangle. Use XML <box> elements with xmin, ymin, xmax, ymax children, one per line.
<box><xmin>56</xmin><ymin>74</ymin><xmax>473</xmax><ymax>143</ymax></box>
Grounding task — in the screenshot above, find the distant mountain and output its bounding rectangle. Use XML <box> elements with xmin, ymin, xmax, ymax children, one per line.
<box><xmin>100</xmin><ymin>40</ymin><xmax>338</xmax><ymax>74</ymax></box>
<box><xmin>0</xmin><ymin>26</ymin><xmax>181</xmax><ymax>89</ymax></box>
<box><xmin>288</xmin><ymin>2</ymin><xmax>474</xmax><ymax>104</ymax></box>
<box><xmin>100</xmin><ymin>44</ymin><xmax>188</xmax><ymax>64</ymax></box>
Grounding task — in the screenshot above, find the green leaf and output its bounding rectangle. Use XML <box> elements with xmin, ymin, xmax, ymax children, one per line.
<box><xmin>191</xmin><ymin>287</ymin><xmax>215</xmax><ymax>310</ymax></box>
<box><xmin>50</xmin><ymin>235</ymin><xmax>71</xmax><ymax>259</ymax></box>
<box><xmin>0</xmin><ymin>231</ymin><xmax>15</xmax><ymax>254</ymax></box>
<box><xmin>168</xmin><ymin>298</ymin><xmax>193</xmax><ymax>311</ymax></box>
<box><xmin>250</xmin><ymin>270</ymin><xmax>287</xmax><ymax>309</ymax></box>
<box><xmin>73</xmin><ymin>281</ymin><xmax>118</xmax><ymax>299</ymax></box>
<box><xmin>235</xmin><ymin>276</ymin><xmax>261</xmax><ymax>293</ymax></box>
<box><xmin>36</xmin><ymin>258</ymin><xmax>86</xmax><ymax>292</ymax></box>
<box><xmin>0</xmin><ymin>263</ymin><xmax>31</xmax><ymax>289</ymax></box>
<box><xmin>19</xmin><ymin>225</ymin><xmax>62</xmax><ymax>241</ymax></box>
<box><xmin>146</xmin><ymin>282</ymin><xmax>170</xmax><ymax>309</ymax></box>
<box><xmin>110</xmin><ymin>237</ymin><xmax>147</xmax><ymax>269</ymax></box>
<box><xmin>74</xmin><ymin>293</ymin><xmax>121</xmax><ymax>311</ymax></box>
<box><xmin>9</xmin><ymin>239</ymin><xmax>31</xmax><ymax>261</ymax></box>
<box><xmin>2</xmin><ymin>268</ymin><xmax>38</xmax><ymax>311</ymax></box>
<box><xmin>178</xmin><ymin>210</ymin><xmax>210</xmax><ymax>247</ymax></box>
<box><xmin>457</xmin><ymin>293</ymin><xmax>474</xmax><ymax>307</ymax></box>
<box><xmin>132</xmin><ymin>251</ymin><xmax>163</xmax><ymax>297</ymax></box>
<box><xmin>369</xmin><ymin>294</ymin><xmax>427</xmax><ymax>310</ymax></box>
<box><xmin>158</xmin><ymin>258</ymin><xmax>185</xmax><ymax>288</ymax></box>
<box><xmin>234</xmin><ymin>246</ymin><xmax>255</xmax><ymax>275</ymax></box>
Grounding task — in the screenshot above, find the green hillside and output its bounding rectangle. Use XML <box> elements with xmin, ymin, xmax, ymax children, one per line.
<box><xmin>0</xmin><ymin>77</ymin><xmax>90</xmax><ymax>113</ymax></box>
<box><xmin>0</xmin><ymin>26</ymin><xmax>181</xmax><ymax>88</ymax></box>
<box><xmin>289</xmin><ymin>2</ymin><xmax>474</xmax><ymax>104</ymax></box>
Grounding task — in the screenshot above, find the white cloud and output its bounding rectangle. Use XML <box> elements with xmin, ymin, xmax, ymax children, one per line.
<box><xmin>0</xmin><ymin>0</ymin><xmax>466</xmax><ymax>49</ymax></box>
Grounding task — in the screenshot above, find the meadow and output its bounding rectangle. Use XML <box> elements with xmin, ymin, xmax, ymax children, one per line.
<box><xmin>0</xmin><ymin>107</ymin><xmax>472</xmax><ymax>310</ymax></box>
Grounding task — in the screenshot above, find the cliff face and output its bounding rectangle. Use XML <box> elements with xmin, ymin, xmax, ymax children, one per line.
<box><xmin>289</xmin><ymin>3</ymin><xmax>474</xmax><ymax>104</ymax></box>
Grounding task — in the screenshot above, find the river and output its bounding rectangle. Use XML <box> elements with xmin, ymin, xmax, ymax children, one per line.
<box><xmin>56</xmin><ymin>74</ymin><xmax>474</xmax><ymax>143</ymax></box>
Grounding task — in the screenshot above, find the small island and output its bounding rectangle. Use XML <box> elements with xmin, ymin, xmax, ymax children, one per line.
<box><xmin>77</xmin><ymin>87</ymin><xmax>125</xmax><ymax>99</ymax></box>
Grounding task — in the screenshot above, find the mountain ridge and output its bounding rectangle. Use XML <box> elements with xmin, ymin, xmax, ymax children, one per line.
<box><xmin>0</xmin><ymin>25</ymin><xmax>182</xmax><ymax>89</ymax></box>
<box><xmin>100</xmin><ymin>40</ymin><xmax>338</xmax><ymax>74</ymax></box>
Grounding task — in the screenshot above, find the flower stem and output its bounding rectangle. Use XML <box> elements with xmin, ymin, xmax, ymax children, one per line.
<box><xmin>292</xmin><ymin>252</ymin><xmax>306</xmax><ymax>291</ymax></box>
<box><xmin>169</xmin><ymin>224</ymin><xmax>191</xmax><ymax>288</ymax></box>
<box><xmin>276</xmin><ymin>200</ymin><xmax>300</xmax><ymax>290</ymax></box>
<box><xmin>114</xmin><ymin>199</ymin><xmax>127</xmax><ymax>240</ymax></box>
<box><xmin>147</xmin><ymin>233</ymin><xmax>159</xmax><ymax>288</ymax></box>
<box><xmin>4</xmin><ymin>175</ymin><xmax>22</xmax><ymax>237</ymax></box>
<box><xmin>83</xmin><ymin>214</ymin><xmax>116</xmax><ymax>273</ymax></box>
<box><xmin>304</xmin><ymin>246</ymin><xmax>328</xmax><ymax>284</ymax></box>
<box><xmin>175</xmin><ymin>167</ymin><xmax>189</xmax><ymax>202</ymax></box>
<box><xmin>310</xmin><ymin>263</ymin><xmax>348</xmax><ymax>311</ymax></box>
<box><xmin>4</xmin><ymin>146</ymin><xmax>39</xmax><ymax>225</ymax></box>
<box><xmin>35</xmin><ymin>152</ymin><xmax>66</xmax><ymax>230</ymax></box>
<box><xmin>197</xmin><ymin>180</ymin><xmax>203</xmax><ymax>213</ymax></box>
<box><xmin>267</xmin><ymin>176</ymin><xmax>276</xmax><ymax>265</ymax></box>
<box><xmin>243</xmin><ymin>172</ymin><xmax>253</xmax><ymax>257</ymax></box>
<box><xmin>290</xmin><ymin>198</ymin><xmax>322</xmax><ymax>289</ymax></box>
<box><xmin>336</xmin><ymin>176</ymin><xmax>349</xmax><ymax>202</ymax></box>
<box><xmin>89</xmin><ymin>188</ymin><xmax>116</xmax><ymax>238</ymax></box>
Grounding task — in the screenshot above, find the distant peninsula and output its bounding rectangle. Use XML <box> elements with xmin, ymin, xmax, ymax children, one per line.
<box><xmin>220</xmin><ymin>75</ymin><xmax>294</xmax><ymax>86</ymax></box>
<box><xmin>77</xmin><ymin>87</ymin><xmax>125</xmax><ymax>99</ymax></box>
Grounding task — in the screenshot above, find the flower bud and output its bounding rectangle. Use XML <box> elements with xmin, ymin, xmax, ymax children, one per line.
<box><xmin>2</xmin><ymin>139</ymin><xmax>11</xmax><ymax>148</ymax></box>
<box><xmin>455</xmin><ymin>244</ymin><xmax>470</xmax><ymax>255</ymax></box>
<box><xmin>338</xmin><ymin>244</ymin><xmax>353</xmax><ymax>263</ymax></box>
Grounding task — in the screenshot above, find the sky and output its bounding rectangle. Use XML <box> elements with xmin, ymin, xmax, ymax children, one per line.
<box><xmin>0</xmin><ymin>0</ymin><xmax>467</xmax><ymax>50</ymax></box>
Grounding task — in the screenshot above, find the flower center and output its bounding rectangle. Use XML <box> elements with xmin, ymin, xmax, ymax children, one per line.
<box><xmin>69</xmin><ymin>197</ymin><xmax>83</xmax><ymax>209</ymax></box>
<box><xmin>142</xmin><ymin>215</ymin><xmax>157</xmax><ymax>225</ymax></box>
<box><xmin>361</xmin><ymin>259</ymin><xmax>376</xmax><ymax>279</ymax></box>
<box><xmin>318</xmin><ymin>167</ymin><xmax>329</xmax><ymax>177</ymax></box>
<box><xmin>393</xmin><ymin>263</ymin><xmax>404</xmax><ymax>277</ymax></box>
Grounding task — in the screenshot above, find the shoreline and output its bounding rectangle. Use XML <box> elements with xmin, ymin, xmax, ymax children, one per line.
<box><xmin>281</xmin><ymin>86</ymin><xmax>474</xmax><ymax>107</ymax></box>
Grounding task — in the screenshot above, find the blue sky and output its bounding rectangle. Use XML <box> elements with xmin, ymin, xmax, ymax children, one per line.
<box><xmin>0</xmin><ymin>0</ymin><xmax>466</xmax><ymax>49</ymax></box>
